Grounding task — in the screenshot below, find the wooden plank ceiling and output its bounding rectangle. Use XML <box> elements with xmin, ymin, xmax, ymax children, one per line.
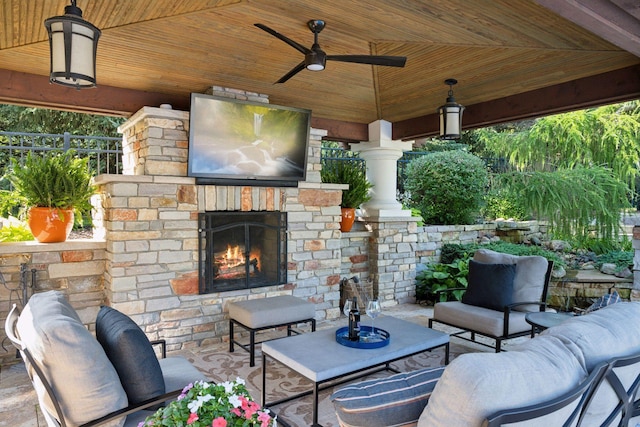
<box><xmin>0</xmin><ymin>0</ymin><xmax>639</xmax><ymax>140</ymax></box>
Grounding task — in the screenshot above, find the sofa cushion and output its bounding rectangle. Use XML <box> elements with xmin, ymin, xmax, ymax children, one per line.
<box><xmin>473</xmin><ymin>249</ymin><xmax>549</xmax><ymax>312</ymax></box>
<box><xmin>542</xmin><ymin>302</ymin><xmax>640</xmax><ymax>371</ymax></box>
<box><xmin>17</xmin><ymin>291</ymin><xmax>127</xmax><ymax>427</ymax></box>
<box><xmin>417</xmin><ymin>334</ymin><xmax>588</xmax><ymax>427</ymax></box>
<box><xmin>96</xmin><ymin>306</ymin><xmax>166</xmax><ymax>406</ymax></box>
<box><xmin>541</xmin><ymin>302</ymin><xmax>640</xmax><ymax>425</ymax></box>
<box><xmin>331</xmin><ymin>367</ymin><xmax>445</xmax><ymax>427</ymax></box>
<box><xmin>462</xmin><ymin>260</ymin><xmax>515</xmax><ymax>311</ymax></box>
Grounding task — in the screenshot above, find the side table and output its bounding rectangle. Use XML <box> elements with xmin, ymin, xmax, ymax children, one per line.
<box><xmin>525</xmin><ymin>311</ymin><xmax>575</xmax><ymax>336</ymax></box>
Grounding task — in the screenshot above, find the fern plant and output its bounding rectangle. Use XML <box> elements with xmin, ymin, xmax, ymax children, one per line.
<box><xmin>321</xmin><ymin>161</ymin><xmax>373</xmax><ymax>208</ymax></box>
<box><xmin>6</xmin><ymin>151</ymin><xmax>95</xmax><ymax>210</ymax></box>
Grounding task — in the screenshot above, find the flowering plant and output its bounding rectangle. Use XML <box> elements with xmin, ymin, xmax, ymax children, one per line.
<box><xmin>139</xmin><ymin>378</ymin><xmax>276</xmax><ymax>427</ymax></box>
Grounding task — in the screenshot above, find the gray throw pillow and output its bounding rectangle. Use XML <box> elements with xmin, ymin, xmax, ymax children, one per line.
<box><xmin>96</xmin><ymin>306</ymin><xmax>166</xmax><ymax>406</ymax></box>
<box><xmin>331</xmin><ymin>367</ymin><xmax>445</xmax><ymax>427</ymax></box>
<box><xmin>462</xmin><ymin>260</ymin><xmax>516</xmax><ymax>311</ymax></box>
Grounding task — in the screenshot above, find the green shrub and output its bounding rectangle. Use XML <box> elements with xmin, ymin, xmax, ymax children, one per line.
<box><xmin>482</xmin><ymin>187</ymin><xmax>526</xmax><ymax>220</ymax></box>
<box><xmin>440</xmin><ymin>243</ymin><xmax>474</xmax><ymax>264</ymax></box>
<box><xmin>595</xmin><ymin>250</ymin><xmax>633</xmax><ymax>271</ymax></box>
<box><xmin>0</xmin><ymin>218</ymin><xmax>33</xmax><ymax>242</ymax></box>
<box><xmin>405</xmin><ymin>151</ymin><xmax>488</xmax><ymax>225</ymax></box>
<box><xmin>415</xmin><ymin>259</ymin><xmax>469</xmax><ymax>303</ymax></box>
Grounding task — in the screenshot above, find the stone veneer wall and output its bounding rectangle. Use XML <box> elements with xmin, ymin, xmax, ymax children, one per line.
<box><xmin>88</xmin><ymin>87</ymin><xmax>351</xmax><ymax>352</ymax></box>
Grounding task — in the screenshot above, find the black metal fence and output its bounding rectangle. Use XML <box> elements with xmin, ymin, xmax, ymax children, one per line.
<box><xmin>0</xmin><ymin>131</ymin><xmax>123</xmax><ymax>177</ymax></box>
<box><xmin>0</xmin><ymin>133</ymin><xmax>510</xmax><ymax>191</ymax></box>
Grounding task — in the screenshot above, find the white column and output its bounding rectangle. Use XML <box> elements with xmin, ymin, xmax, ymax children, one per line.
<box><xmin>350</xmin><ymin>120</ymin><xmax>414</xmax><ymax>217</ymax></box>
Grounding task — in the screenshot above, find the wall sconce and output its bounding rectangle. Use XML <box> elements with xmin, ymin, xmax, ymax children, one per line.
<box><xmin>437</xmin><ymin>78</ymin><xmax>465</xmax><ymax>139</ymax></box>
<box><xmin>44</xmin><ymin>0</ymin><xmax>101</xmax><ymax>89</ymax></box>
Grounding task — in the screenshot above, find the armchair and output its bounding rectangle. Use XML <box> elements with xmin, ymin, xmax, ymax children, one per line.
<box><xmin>428</xmin><ymin>249</ymin><xmax>554</xmax><ymax>352</ymax></box>
<box><xmin>4</xmin><ymin>291</ymin><xmax>206</xmax><ymax>427</ymax></box>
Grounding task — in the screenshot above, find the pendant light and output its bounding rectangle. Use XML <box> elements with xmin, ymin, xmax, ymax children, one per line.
<box><xmin>437</xmin><ymin>78</ymin><xmax>465</xmax><ymax>139</ymax></box>
<box><xmin>44</xmin><ymin>0</ymin><xmax>101</xmax><ymax>89</ymax></box>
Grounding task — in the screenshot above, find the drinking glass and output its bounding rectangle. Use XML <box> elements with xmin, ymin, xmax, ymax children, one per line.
<box><xmin>343</xmin><ymin>299</ymin><xmax>352</xmax><ymax>317</ymax></box>
<box><xmin>366</xmin><ymin>299</ymin><xmax>381</xmax><ymax>338</ymax></box>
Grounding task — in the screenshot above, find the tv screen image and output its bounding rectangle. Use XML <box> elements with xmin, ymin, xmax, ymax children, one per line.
<box><xmin>188</xmin><ymin>93</ymin><xmax>311</xmax><ymax>186</ymax></box>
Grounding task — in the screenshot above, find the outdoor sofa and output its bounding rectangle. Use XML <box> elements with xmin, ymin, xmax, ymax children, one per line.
<box><xmin>331</xmin><ymin>301</ymin><xmax>640</xmax><ymax>427</ymax></box>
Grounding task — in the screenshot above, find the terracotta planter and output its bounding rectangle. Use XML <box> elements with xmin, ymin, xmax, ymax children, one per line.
<box><xmin>28</xmin><ymin>207</ymin><xmax>74</xmax><ymax>243</ymax></box>
<box><xmin>340</xmin><ymin>207</ymin><xmax>356</xmax><ymax>232</ymax></box>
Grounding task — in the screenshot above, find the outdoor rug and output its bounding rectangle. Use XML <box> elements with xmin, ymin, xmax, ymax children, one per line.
<box><xmin>181</xmin><ymin>332</ymin><xmax>485</xmax><ymax>427</ymax></box>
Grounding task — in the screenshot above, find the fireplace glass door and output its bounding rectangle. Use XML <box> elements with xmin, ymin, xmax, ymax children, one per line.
<box><xmin>198</xmin><ymin>212</ymin><xmax>287</xmax><ymax>293</ymax></box>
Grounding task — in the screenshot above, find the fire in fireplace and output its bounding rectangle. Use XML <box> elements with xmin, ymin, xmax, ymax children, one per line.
<box><xmin>198</xmin><ymin>211</ymin><xmax>287</xmax><ymax>293</ymax></box>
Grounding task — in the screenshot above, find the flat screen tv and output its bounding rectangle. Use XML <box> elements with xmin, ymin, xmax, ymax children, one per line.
<box><xmin>188</xmin><ymin>93</ymin><xmax>311</xmax><ymax>187</ymax></box>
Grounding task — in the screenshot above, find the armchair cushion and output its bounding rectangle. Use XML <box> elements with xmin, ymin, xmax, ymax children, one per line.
<box><xmin>17</xmin><ymin>291</ymin><xmax>128</xmax><ymax>427</ymax></box>
<box><xmin>331</xmin><ymin>367</ymin><xmax>445</xmax><ymax>427</ymax></box>
<box><xmin>96</xmin><ymin>306</ymin><xmax>166</xmax><ymax>406</ymax></box>
<box><xmin>473</xmin><ymin>249</ymin><xmax>549</xmax><ymax>312</ymax></box>
<box><xmin>462</xmin><ymin>260</ymin><xmax>516</xmax><ymax>311</ymax></box>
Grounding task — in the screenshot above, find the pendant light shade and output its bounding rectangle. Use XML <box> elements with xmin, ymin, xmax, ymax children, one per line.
<box><xmin>44</xmin><ymin>0</ymin><xmax>101</xmax><ymax>89</ymax></box>
<box><xmin>437</xmin><ymin>78</ymin><xmax>465</xmax><ymax>139</ymax></box>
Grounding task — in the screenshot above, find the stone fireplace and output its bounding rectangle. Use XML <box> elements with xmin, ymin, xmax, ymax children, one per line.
<box><xmin>198</xmin><ymin>211</ymin><xmax>287</xmax><ymax>293</ymax></box>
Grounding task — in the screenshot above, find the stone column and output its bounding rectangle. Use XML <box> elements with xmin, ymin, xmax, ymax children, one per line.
<box><xmin>350</xmin><ymin>120</ymin><xmax>413</xmax><ymax>217</ymax></box>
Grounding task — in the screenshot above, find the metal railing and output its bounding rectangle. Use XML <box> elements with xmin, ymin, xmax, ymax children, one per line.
<box><xmin>0</xmin><ymin>131</ymin><xmax>123</xmax><ymax>176</ymax></box>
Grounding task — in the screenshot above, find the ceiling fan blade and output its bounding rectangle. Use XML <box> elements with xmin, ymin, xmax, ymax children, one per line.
<box><xmin>276</xmin><ymin>61</ymin><xmax>307</xmax><ymax>84</ymax></box>
<box><xmin>254</xmin><ymin>23</ymin><xmax>310</xmax><ymax>54</ymax></box>
<box><xmin>326</xmin><ymin>55</ymin><xmax>407</xmax><ymax>67</ymax></box>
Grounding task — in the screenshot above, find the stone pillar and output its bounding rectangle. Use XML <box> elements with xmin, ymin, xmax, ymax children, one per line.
<box><xmin>350</xmin><ymin>120</ymin><xmax>413</xmax><ymax>217</ymax></box>
<box><xmin>367</xmin><ymin>217</ymin><xmax>421</xmax><ymax>307</ymax></box>
<box><xmin>632</xmin><ymin>226</ymin><xmax>640</xmax><ymax>301</ymax></box>
<box><xmin>118</xmin><ymin>106</ymin><xmax>190</xmax><ymax>176</ymax></box>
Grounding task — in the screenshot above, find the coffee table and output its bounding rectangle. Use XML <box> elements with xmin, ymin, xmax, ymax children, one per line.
<box><xmin>261</xmin><ymin>315</ymin><xmax>450</xmax><ymax>427</ymax></box>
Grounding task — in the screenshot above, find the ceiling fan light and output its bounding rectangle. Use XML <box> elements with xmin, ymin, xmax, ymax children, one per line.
<box><xmin>307</xmin><ymin>63</ymin><xmax>324</xmax><ymax>71</ymax></box>
<box><xmin>438</xmin><ymin>79</ymin><xmax>465</xmax><ymax>140</ymax></box>
<box><xmin>44</xmin><ymin>0</ymin><xmax>101</xmax><ymax>89</ymax></box>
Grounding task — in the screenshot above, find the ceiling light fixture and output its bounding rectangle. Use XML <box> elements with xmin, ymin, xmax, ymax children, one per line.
<box><xmin>438</xmin><ymin>78</ymin><xmax>465</xmax><ymax>139</ymax></box>
<box><xmin>44</xmin><ymin>0</ymin><xmax>101</xmax><ymax>89</ymax></box>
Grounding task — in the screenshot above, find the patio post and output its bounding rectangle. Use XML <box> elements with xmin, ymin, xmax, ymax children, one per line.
<box><xmin>350</xmin><ymin>120</ymin><xmax>413</xmax><ymax>217</ymax></box>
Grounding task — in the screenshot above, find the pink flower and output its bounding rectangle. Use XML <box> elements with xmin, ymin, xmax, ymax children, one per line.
<box><xmin>258</xmin><ymin>411</ymin><xmax>272</xmax><ymax>426</ymax></box>
<box><xmin>212</xmin><ymin>417</ymin><xmax>227</xmax><ymax>427</ymax></box>
<box><xmin>231</xmin><ymin>407</ymin><xmax>242</xmax><ymax>417</ymax></box>
<box><xmin>240</xmin><ymin>396</ymin><xmax>249</xmax><ymax>409</ymax></box>
<box><xmin>187</xmin><ymin>412</ymin><xmax>199</xmax><ymax>424</ymax></box>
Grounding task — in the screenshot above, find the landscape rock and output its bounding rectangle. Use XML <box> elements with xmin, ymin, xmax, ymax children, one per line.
<box><xmin>600</xmin><ymin>263</ymin><xmax>618</xmax><ymax>275</ymax></box>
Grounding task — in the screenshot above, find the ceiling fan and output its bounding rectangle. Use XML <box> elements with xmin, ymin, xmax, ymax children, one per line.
<box><xmin>254</xmin><ymin>20</ymin><xmax>407</xmax><ymax>84</ymax></box>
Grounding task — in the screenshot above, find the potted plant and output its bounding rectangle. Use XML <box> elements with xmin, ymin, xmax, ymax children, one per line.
<box><xmin>6</xmin><ymin>150</ymin><xmax>95</xmax><ymax>243</ymax></box>
<box><xmin>321</xmin><ymin>160</ymin><xmax>373</xmax><ymax>232</ymax></box>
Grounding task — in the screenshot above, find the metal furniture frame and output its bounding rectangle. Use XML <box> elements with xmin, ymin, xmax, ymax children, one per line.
<box><xmin>429</xmin><ymin>261</ymin><xmax>554</xmax><ymax>352</ymax></box>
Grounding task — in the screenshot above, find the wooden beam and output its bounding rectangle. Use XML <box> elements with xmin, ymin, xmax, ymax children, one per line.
<box><xmin>0</xmin><ymin>69</ymin><xmax>190</xmax><ymax>116</ymax></box>
<box><xmin>310</xmin><ymin>117</ymin><xmax>368</xmax><ymax>142</ymax></box>
<box><xmin>0</xmin><ymin>68</ymin><xmax>366</xmax><ymax>141</ymax></box>
<box><xmin>533</xmin><ymin>0</ymin><xmax>640</xmax><ymax>57</ymax></box>
<box><xmin>393</xmin><ymin>65</ymin><xmax>640</xmax><ymax>140</ymax></box>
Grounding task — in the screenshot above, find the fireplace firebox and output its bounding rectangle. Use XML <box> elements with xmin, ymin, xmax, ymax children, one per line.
<box><xmin>198</xmin><ymin>211</ymin><xmax>287</xmax><ymax>293</ymax></box>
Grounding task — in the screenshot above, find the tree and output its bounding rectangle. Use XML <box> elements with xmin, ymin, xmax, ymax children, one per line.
<box><xmin>0</xmin><ymin>104</ymin><xmax>124</xmax><ymax>136</ymax></box>
<box><xmin>475</xmin><ymin>101</ymin><xmax>640</xmax><ymax>191</ymax></box>
<box><xmin>472</xmin><ymin>101</ymin><xmax>640</xmax><ymax>243</ymax></box>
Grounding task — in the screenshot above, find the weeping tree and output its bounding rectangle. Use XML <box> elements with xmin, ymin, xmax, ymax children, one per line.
<box><xmin>476</xmin><ymin>101</ymin><xmax>640</xmax><ymax>191</ymax></box>
<box><xmin>497</xmin><ymin>166</ymin><xmax>631</xmax><ymax>242</ymax></box>
<box><xmin>475</xmin><ymin>101</ymin><xmax>640</xmax><ymax>242</ymax></box>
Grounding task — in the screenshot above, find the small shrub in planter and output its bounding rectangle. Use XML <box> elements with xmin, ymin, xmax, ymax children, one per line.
<box><xmin>405</xmin><ymin>150</ymin><xmax>488</xmax><ymax>225</ymax></box>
